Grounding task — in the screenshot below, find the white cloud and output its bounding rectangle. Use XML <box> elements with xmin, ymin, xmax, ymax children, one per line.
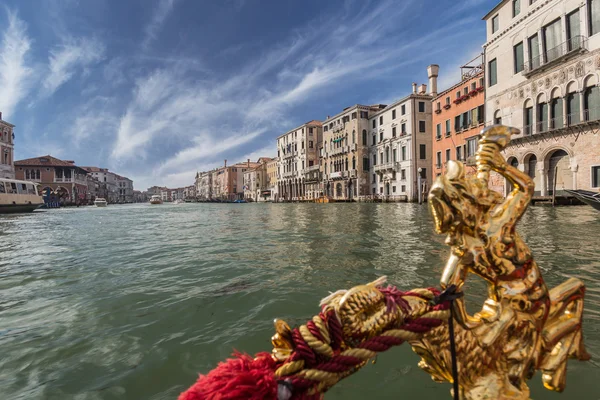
<box><xmin>42</xmin><ymin>37</ymin><xmax>105</xmax><ymax>97</ymax></box>
<box><xmin>143</xmin><ymin>0</ymin><xmax>177</xmax><ymax>49</ymax></box>
<box><xmin>0</xmin><ymin>9</ymin><xmax>34</xmax><ymax>119</ymax></box>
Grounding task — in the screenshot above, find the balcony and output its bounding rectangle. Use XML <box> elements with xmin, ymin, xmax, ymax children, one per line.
<box><xmin>351</xmin><ymin>143</ymin><xmax>358</xmax><ymax>152</ymax></box>
<box><xmin>282</xmin><ymin>170</ymin><xmax>297</xmax><ymax>179</ymax></box>
<box><xmin>330</xmin><ymin>146</ymin><xmax>349</xmax><ymax>156</ymax></box>
<box><xmin>523</xmin><ymin>36</ymin><xmax>587</xmax><ymax>76</ymax></box>
<box><xmin>306</xmin><ymin>164</ymin><xmax>320</xmax><ymax>172</ymax></box>
<box><xmin>373</xmin><ymin>162</ymin><xmax>394</xmax><ymax>172</ymax></box>
<box><xmin>283</xmin><ymin>151</ymin><xmax>296</xmax><ymax>159</ymax></box>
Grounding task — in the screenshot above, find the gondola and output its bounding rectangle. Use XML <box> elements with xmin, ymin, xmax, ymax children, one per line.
<box><xmin>565</xmin><ymin>189</ymin><xmax>600</xmax><ymax>211</ymax></box>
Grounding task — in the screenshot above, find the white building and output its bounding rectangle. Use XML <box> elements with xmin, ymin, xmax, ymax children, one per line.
<box><xmin>368</xmin><ymin>67</ymin><xmax>436</xmax><ymax>201</ymax></box>
<box><xmin>276</xmin><ymin>120</ymin><xmax>322</xmax><ymax>201</ymax></box>
<box><xmin>483</xmin><ymin>0</ymin><xmax>600</xmax><ymax>195</ymax></box>
<box><xmin>0</xmin><ymin>112</ymin><xmax>15</xmax><ymax>179</ymax></box>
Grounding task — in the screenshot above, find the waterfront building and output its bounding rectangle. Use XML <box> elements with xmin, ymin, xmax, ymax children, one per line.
<box><xmin>432</xmin><ymin>57</ymin><xmax>487</xmax><ymax>179</ymax></box>
<box><xmin>116</xmin><ymin>175</ymin><xmax>134</xmax><ymax>203</ymax></box>
<box><xmin>133</xmin><ymin>190</ymin><xmax>148</xmax><ymax>202</ymax></box>
<box><xmin>210</xmin><ymin>159</ymin><xmax>260</xmax><ymax>201</ymax></box>
<box><xmin>276</xmin><ymin>121</ymin><xmax>322</xmax><ymax>201</ymax></box>
<box><xmin>183</xmin><ymin>185</ymin><xmax>196</xmax><ymax>200</ymax></box>
<box><xmin>82</xmin><ymin>167</ymin><xmax>134</xmax><ymax>203</ymax></box>
<box><xmin>195</xmin><ymin>171</ymin><xmax>213</xmax><ymax>200</ymax></box>
<box><xmin>368</xmin><ymin>68</ymin><xmax>436</xmax><ymax>202</ymax></box>
<box><xmin>0</xmin><ymin>112</ymin><xmax>15</xmax><ymax>179</ymax></box>
<box><xmin>266</xmin><ymin>157</ymin><xmax>278</xmax><ymax>201</ymax></box>
<box><xmin>86</xmin><ymin>175</ymin><xmax>108</xmax><ymax>203</ymax></box>
<box><xmin>243</xmin><ymin>157</ymin><xmax>273</xmax><ymax>202</ymax></box>
<box><xmin>321</xmin><ymin>105</ymin><xmax>385</xmax><ymax>201</ymax></box>
<box><xmin>483</xmin><ymin>0</ymin><xmax>600</xmax><ymax>195</ymax></box>
<box><xmin>15</xmin><ymin>155</ymin><xmax>88</xmax><ymax>205</ymax></box>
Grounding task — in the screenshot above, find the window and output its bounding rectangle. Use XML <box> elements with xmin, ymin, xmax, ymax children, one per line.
<box><xmin>494</xmin><ymin>110</ymin><xmax>502</xmax><ymax>125</ymax></box>
<box><xmin>401</xmin><ymin>146</ymin><xmax>406</xmax><ymax>161</ymax></box>
<box><xmin>567</xmin><ymin>91</ymin><xmax>580</xmax><ymax>125</ymax></box>
<box><xmin>445</xmin><ymin>96</ymin><xmax>450</xmax><ymax>105</ymax></box>
<box><xmin>372</xmin><ymin>135</ymin><xmax>376</xmax><ymax>145</ymax></box>
<box><xmin>445</xmin><ymin>148</ymin><xmax>451</xmax><ymax>163</ymax></box>
<box><xmin>456</xmin><ymin>146</ymin><xmax>462</xmax><ymax>161</ymax></box>
<box><xmin>401</xmin><ymin>105</ymin><xmax>406</xmax><ymax>115</ymax></box>
<box><xmin>524</xmin><ymin>105</ymin><xmax>533</xmax><ymax>135</ymax></box>
<box><xmin>0</xmin><ymin>183</ymin><xmax>4</xmax><ymax>194</ymax></box>
<box><xmin>488</xmin><ymin>58</ymin><xmax>497</xmax><ymax>86</ymax></box>
<box><xmin>360</xmin><ymin>111</ymin><xmax>368</xmax><ymax>119</ymax></box>
<box><xmin>373</xmin><ymin>119</ymin><xmax>376</xmax><ymax>128</ymax></box>
<box><xmin>419</xmin><ymin>144</ymin><xmax>426</xmax><ymax>160</ymax></box>
<box><xmin>464</xmin><ymin>87</ymin><xmax>468</xmax><ymax>96</ymax></box>
<box><xmin>589</xmin><ymin>0</ymin><xmax>600</xmax><ymax>36</ymax></box>
<box><xmin>362</xmin><ymin>129</ymin><xmax>367</xmax><ymax>145</ymax></box>
<box><xmin>373</xmin><ymin>154</ymin><xmax>377</xmax><ymax>166</ymax></box>
<box><xmin>551</xmin><ymin>97</ymin><xmax>564</xmax><ymax>129</ymax></box>
<box><xmin>436</xmin><ymin>102</ymin><xmax>441</xmax><ymax>111</ymax></box>
<box><xmin>419</xmin><ymin>120</ymin><xmax>426</xmax><ymax>132</ymax></box>
<box><xmin>567</xmin><ymin>10</ymin><xmax>581</xmax><ymax>51</ymax></box>
<box><xmin>392</xmin><ymin>186</ymin><xmax>396</xmax><ymax>193</ymax></box>
<box><xmin>513</xmin><ymin>0</ymin><xmax>520</xmax><ymax>17</ymax></box>
<box><xmin>479</xmin><ymin>77</ymin><xmax>484</xmax><ymax>87</ymax></box>
<box><xmin>585</xmin><ymin>85</ymin><xmax>600</xmax><ymax>121</ymax></box>
<box><xmin>401</xmin><ymin>170</ymin><xmax>406</xmax><ymax>180</ymax></box>
<box><xmin>363</xmin><ymin>157</ymin><xmax>370</xmax><ymax>171</ymax></box>
<box><xmin>543</xmin><ymin>18</ymin><xmax>563</xmax><ymax>63</ymax></box>
<box><xmin>418</xmin><ymin>102</ymin><xmax>425</xmax><ymax>112</ymax></box>
<box><xmin>392</xmin><ymin>109</ymin><xmax>396</xmax><ymax>119</ymax></box>
<box><xmin>436</xmin><ymin>152</ymin><xmax>442</xmax><ymax>167</ymax></box>
<box><xmin>445</xmin><ymin>119</ymin><xmax>451</xmax><ymax>135</ymax></box>
<box><xmin>514</xmin><ymin>42</ymin><xmax>524</xmax><ymax>73</ymax></box>
<box><xmin>392</xmin><ymin>127</ymin><xmax>397</xmax><ymax>137</ymax></box>
<box><xmin>454</xmin><ymin>115</ymin><xmax>461</xmax><ymax>132</ymax></box>
<box><xmin>436</xmin><ymin>124</ymin><xmax>441</xmax><ymax>139</ymax></box>
<box><xmin>309</xmin><ymin>140</ymin><xmax>313</xmax><ymax>148</ymax></box>
<box><xmin>379</xmin><ymin>116</ymin><xmax>383</xmax><ymax>125</ymax></box>
<box><xmin>492</xmin><ymin>15</ymin><xmax>499</xmax><ymax>33</ymax></box>
<box><xmin>401</xmin><ymin>123</ymin><xmax>406</xmax><ymax>133</ymax></box>
<box><xmin>592</xmin><ymin>166</ymin><xmax>600</xmax><ymax>187</ymax></box>
<box><xmin>380</xmin><ymin>152</ymin><xmax>383</xmax><ymax>164</ymax></box>
<box><xmin>380</xmin><ymin>187</ymin><xmax>383</xmax><ymax>194</ymax></box>
<box><xmin>372</xmin><ymin>174</ymin><xmax>376</xmax><ymax>183</ymax></box>
<box><xmin>379</xmin><ymin>132</ymin><xmax>384</xmax><ymax>142</ymax></box>
<box><xmin>351</xmin><ymin>112</ymin><xmax>357</xmax><ymax>120</ymax></box>
<box><xmin>538</xmin><ymin>101</ymin><xmax>548</xmax><ymax>132</ymax></box>
<box><xmin>478</xmin><ymin>105</ymin><xmax>485</xmax><ymax>123</ymax></box>
<box><xmin>529</xmin><ymin>34</ymin><xmax>540</xmax><ymax>69</ymax></box>
<box><xmin>393</xmin><ymin>149</ymin><xmax>397</xmax><ymax>162</ymax></box>
<box><xmin>471</xmin><ymin>82</ymin><xmax>476</xmax><ymax>91</ymax></box>
<box><xmin>456</xmin><ymin>90</ymin><xmax>461</xmax><ymax>99</ymax></box>
<box><xmin>466</xmin><ymin>137</ymin><xmax>478</xmax><ymax>157</ymax></box>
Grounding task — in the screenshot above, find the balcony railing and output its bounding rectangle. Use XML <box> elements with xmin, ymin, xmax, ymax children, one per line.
<box><xmin>523</xmin><ymin>36</ymin><xmax>587</xmax><ymax>75</ymax></box>
<box><xmin>373</xmin><ymin>162</ymin><xmax>394</xmax><ymax>172</ymax></box>
<box><xmin>524</xmin><ymin>108</ymin><xmax>600</xmax><ymax>136</ymax></box>
<box><xmin>330</xmin><ymin>146</ymin><xmax>349</xmax><ymax>156</ymax></box>
<box><xmin>282</xmin><ymin>170</ymin><xmax>297</xmax><ymax>178</ymax></box>
<box><xmin>306</xmin><ymin>164</ymin><xmax>320</xmax><ymax>172</ymax></box>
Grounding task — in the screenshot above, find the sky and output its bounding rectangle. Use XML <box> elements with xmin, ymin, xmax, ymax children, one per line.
<box><xmin>0</xmin><ymin>0</ymin><xmax>496</xmax><ymax>190</ymax></box>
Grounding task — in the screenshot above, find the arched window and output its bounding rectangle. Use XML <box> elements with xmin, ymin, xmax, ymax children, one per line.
<box><xmin>352</xmin><ymin>156</ymin><xmax>356</xmax><ymax>170</ymax></box>
<box><xmin>550</xmin><ymin>88</ymin><xmax>563</xmax><ymax>129</ymax></box>
<box><xmin>352</xmin><ymin>130</ymin><xmax>355</xmax><ymax>144</ymax></box>
<box><xmin>566</xmin><ymin>82</ymin><xmax>580</xmax><ymax>125</ymax></box>
<box><xmin>363</xmin><ymin>156</ymin><xmax>369</xmax><ymax>171</ymax></box>
<box><xmin>526</xmin><ymin>154</ymin><xmax>537</xmax><ymax>178</ymax></box>
<box><xmin>523</xmin><ymin>99</ymin><xmax>533</xmax><ymax>135</ymax></box>
<box><xmin>584</xmin><ymin>75</ymin><xmax>600</xmax><ymax>121</ymax></box>
<box><xmin>362</xmin><ymin>130</ymin><xmax>367</xmax><ymax>145</ymax></box>
<box><xmin>537</xmin><ymin>93</ymin><xmax>548</xmax><ymax>133</ymax></box>
<box><xmin>345</xmin><ymin>158</ymin><xmax>348</xmax><ymax>171</ymax></box>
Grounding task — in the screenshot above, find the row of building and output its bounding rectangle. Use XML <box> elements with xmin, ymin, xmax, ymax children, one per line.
<box><xmin>0</xmin><ymin>119</ymin><xmax>136</xmax><ymax>205</ymax></box>
<box><xmin>192</xmin><ymin>0</ymin><xmax>600</xmax><ymax>202</ymax></box>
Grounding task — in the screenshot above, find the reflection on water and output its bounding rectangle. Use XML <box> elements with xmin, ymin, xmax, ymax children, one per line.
<box><xmin>0</xmin><ymin>203</ymin><xmax>599</xmax><ymax>399</ymax></box>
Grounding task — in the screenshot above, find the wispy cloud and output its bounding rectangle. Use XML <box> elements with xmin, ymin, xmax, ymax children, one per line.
<box><xmin>42</xmin><ymin>37</ymin><xmax>105</xmax><ymax>97</ymax></box>
<box><xmin>143</xmin><ymin>0</ymin><xmax>177</xmax><ymax>49</ymax></box>
<box><xmin>0</xmin><ymin>9</ymin><xmax>34</xmax><ymax>118</ymax></box>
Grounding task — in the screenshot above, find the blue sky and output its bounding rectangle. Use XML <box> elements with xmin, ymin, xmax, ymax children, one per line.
<box><xmin>1</xmin><ymin>0</ymin><xmax>495</xmax><ymax>190</ymax></box>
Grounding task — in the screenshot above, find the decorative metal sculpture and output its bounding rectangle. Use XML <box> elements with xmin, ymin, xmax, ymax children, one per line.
<box><xmin>179</xmin><ymin>125</ymin><xmax>589</xmax><ymax>400</ymax></box>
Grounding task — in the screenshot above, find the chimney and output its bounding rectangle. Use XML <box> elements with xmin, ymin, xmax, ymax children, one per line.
<box><xmin>247</xmin><ymin>158</ymin><xmax>250</xmax><ymax>168</ymax></box>
<box><xmin>412</xmin><ymin>83</ymin><xmax>417</xmax><ymax>94</ymax></box>
<box><xmin>418</xmin><ymin>84</ymin><xmax>427</xmax><ymax>94</ymax></box>
<box><xmin>427</xmin><ymin>64</ymin><xmax>439</xmax><ymax>97</ymax></box>
<box><xmin>224</xmin><ymin>159</ymin><xmax>227</xmax><ymax>168</ymax></box>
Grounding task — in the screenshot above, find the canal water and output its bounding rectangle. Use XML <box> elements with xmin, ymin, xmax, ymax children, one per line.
<box><xmin>1</xmin><ymin>203</ymin><xmax>599</xmax><ymax>399</ymax></box>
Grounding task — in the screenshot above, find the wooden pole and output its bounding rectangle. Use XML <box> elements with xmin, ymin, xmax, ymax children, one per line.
<box><xmin>552</xmin><ymin>165</ymin><xmax>559</xmax><ymax>207</ymax></box>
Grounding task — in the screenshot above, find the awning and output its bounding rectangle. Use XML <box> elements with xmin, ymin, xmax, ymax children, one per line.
<box><xmin>333</xmin><ymin>137</ymin><xmax>344</xmax><ymax>143</ymax></box>
<box><xmin>261</xmin><ymin>191</ymin><xmax>271</xmax><ymax>196</ymax></box>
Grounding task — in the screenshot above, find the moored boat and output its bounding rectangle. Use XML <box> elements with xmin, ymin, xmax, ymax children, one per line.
<box><xmin>0</xmin><ymin>178</ymin><xmax>44</xmax><ymax>213</ymax></box>
<box><xmin>565</xmin><ymin>189</ymin><xmax>600</xmax><ymax>211</ymax></box>
<box><xmin>173</xmin><ymin>199</ymin><xmax>184</xmax><ymax>204</ymax></box>
<box><xmin>149</xmin><ymin>195</ymin><xmax>163</xmax><ymax>204</ymax></box>
<box><xmin>94</xmin><ymin>198</ymin><xmax>107</xmax><ymax>207</ymax></box>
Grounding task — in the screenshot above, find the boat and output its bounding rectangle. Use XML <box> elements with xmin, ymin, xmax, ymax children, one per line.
<box><xmin>94</xmin><ymin>198</ymin><xmax>107</xmax><ymax>207</ymax></box>
<box><xmin>0</xmin><ymin>178</ymin><xmax>44</xmax><ymax>213</ymax></box>
<box><xmin>233</xmin><ymin>199</ymin><xmax>247</xmax><ymax>203</ymax></box>
<box><xmin>173</xmin><ymin>199</ymin><xmax>184</xmax><ymax>204</ymax></box>
<box><xmin>565</xmin><ymin>189</ymin><xmax>600</xmax><ymax>211</ymax></box>
<box><xmin>149</xmin><ymin>195</ymin><xmax>163</xmax><ymax>204</ymax></box>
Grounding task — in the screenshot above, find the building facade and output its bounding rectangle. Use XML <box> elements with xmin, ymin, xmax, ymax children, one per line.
<box><xmin>266</xmin><ymin>157</ymin><xmax>278</xmax><ymax>201</ymax></box>
<box><xmin>196</xmin><ymin>171</ymin><xmax>213</xmax><ymax>200</ymax></box>
<box><xmin>15</xmin><ymin>155</ymin><xmax>88</xmax><ymax>205</ymax></box>
<box><xmin>368</xmin><ymin>68</ymin><xmax>436</xmax><ymax>202</ymax></box>
<box><xmin>116</xmin><ymin>175</ymin><xmax>134</xmax><ymax>203</ymax></box>
<box><xmin>321</xmin><ymin>105</ymin><xmax>386</xmax><ymax>201</ymax></box>
<box><xmin>0</xmin><ymin>112</ymin><xmax>15</xmax><ymax>179</ymax></box>
<box><xmin>483</xmin><ymin>0</ymin><xmax>600</xmax><ymax>195</ymax></box>
<box><xmin>432</xmin><ymin>59</ymin><xmax>486</xmax><ymax>179</ymax></box>
<box><xmin>276</xmin><ymin>120</ymin><xmax>322</xmax><ymax>201</ymax></box>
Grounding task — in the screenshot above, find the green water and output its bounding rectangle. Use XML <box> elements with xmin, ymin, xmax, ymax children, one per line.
<box><xmin>1</xmin><ymin>203</ymin><xmax>599</xmax><ymax>399</ymax></box>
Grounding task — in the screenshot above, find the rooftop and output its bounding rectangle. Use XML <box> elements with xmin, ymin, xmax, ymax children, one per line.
<box><xmin>15</xmin><ymin>155</ymin><xmax>86</xmax><ymax>170</ymax></box>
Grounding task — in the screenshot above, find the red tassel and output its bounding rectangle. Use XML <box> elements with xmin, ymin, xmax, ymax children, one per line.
<box><xmin>179</xmin><ymin>352</ymin><xmax>278</xmax><ymax>400</ymax></box>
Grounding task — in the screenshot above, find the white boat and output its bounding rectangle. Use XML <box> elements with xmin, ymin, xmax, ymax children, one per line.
<box><xmin>173</xmin><ymin>199</ymin><xmax>184</xmax><ymax>204</ymax></box>
<box><xmin>94</xmin><ymin>198</ymin><xmax>107</xmax><ymax>207</ymax></box>
<box><xmin>0</xmin><ymin>178</ymin><xmax>44</xmax><ymax>213</ymax></box>
<box><xmin>150</xmin><ymin>195</ymin><xmax>163</xmax><ymax>204</ymax></box>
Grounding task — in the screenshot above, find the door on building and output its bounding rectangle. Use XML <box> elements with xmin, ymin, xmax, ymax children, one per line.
<box><xmin>336</xmin><ymin>183</ymin><xmax>342</xmax><ymax>198</ymax></box>
<box><xmin>547</xmin><ymin>149</ymin><xmax>571</xmax><ymax>195</ymax></box>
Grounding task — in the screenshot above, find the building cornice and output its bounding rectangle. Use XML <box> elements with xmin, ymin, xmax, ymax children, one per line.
<box><xmin>368</xmin><ymin>94</ymin><xmax>432</xmax><ymax>119</ymax></box>
<box><xmin>482</xmin><ymin>0</ymin><xmax>509</xmax><ymax>21</ymax></box>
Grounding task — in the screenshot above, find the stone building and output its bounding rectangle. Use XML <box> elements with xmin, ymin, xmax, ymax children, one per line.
<box><xmin>0</xmin><ymin>112</ymin><xmax>15</xmax><ymax>179</ymax></box>
<box><xmin>266</xmin><ymin>157</ymin><xmax>278</xmax><ymax>201</ymax></box>
<box><xmin>483</xmin><ymin>0</ymin><xmax>600</xmax><ymax>195</ymax></box>
<box><xmin>116</xmin><ymin>175</ymin><xmax>134</xmax><ymax>203</ymax></box>
<box><xmin>368</xmin><ymin>67</ymin><xmax>436</xmax><ymax>202</ymax></box>
<box><xmin>321</xmin><ymin>105</ymin><xmax>385</xmax><ymax>201</ymax></box>
<box><xmin>432</xmin><ymin>57</ymin><xmax>486</xmax><ymax>179</ymax></box>
<box><xmin>276</xmin><ymin>120</ymin><xmax>322</xmax><ymax>201</ymax></box>
<box><xmin>195</xmin><ymin>171</ymin><xmax>213</xmax><ymax>200</ymax></box>
<box><xmin>15</xmin><ymin>155</ymin><xmax>88</xmax><ymax>205</ymax></box>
